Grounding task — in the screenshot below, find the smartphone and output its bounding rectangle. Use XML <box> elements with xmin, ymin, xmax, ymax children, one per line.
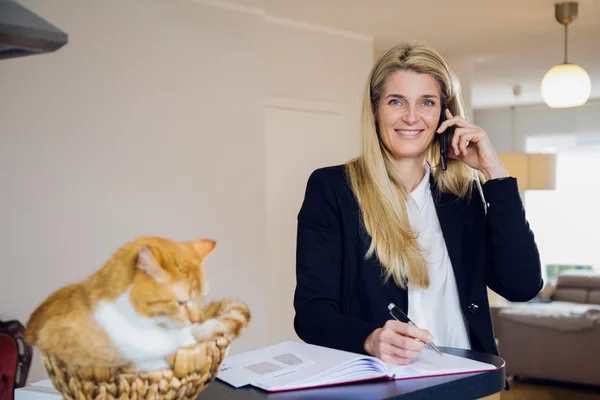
<box><xmin>437</xmin><ymin>106</ymin><xmax>454</xmax><ymax>171</ymax></box>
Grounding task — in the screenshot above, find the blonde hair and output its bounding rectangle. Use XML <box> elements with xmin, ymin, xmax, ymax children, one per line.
<box><xmin>346</xmin><ymin>42</ymin><xmax>478</xmax><ymax>289</ymax></box>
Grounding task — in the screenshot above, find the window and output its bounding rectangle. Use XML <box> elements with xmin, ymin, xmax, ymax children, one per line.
<box><xmin>524</xmin><ymin>134</ymin><xmax>600</xmax><ymax>283</ymax></box>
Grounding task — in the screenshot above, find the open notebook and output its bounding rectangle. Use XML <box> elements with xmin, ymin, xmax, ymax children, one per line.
<box><xmin>217</xmin><ymin>340</ymin><xmax>497</xmax><ymax>392</ymax></box>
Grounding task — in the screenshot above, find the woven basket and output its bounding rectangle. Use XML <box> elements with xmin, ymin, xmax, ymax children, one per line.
<box><xmin>39</xmin><ymin>299</ymin><xmax>250</xmax><ymax>400</ymax></box>
<box><xmin>41</xmin><ymin>336</ymin><xmax>230</xmax><ymax>400</ymax></box>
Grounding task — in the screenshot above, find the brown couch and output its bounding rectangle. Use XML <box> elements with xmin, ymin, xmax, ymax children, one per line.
<box><xmin>491</xmin><ymin>271</ymin><xmax>600</xmax><ymax>387</ymax></box>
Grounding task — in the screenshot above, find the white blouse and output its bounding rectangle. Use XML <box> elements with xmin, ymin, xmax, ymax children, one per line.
<box><xmin>406</xmin><ymin>163</ymin><xmax>472</xmax><ymax>349</ymax></box>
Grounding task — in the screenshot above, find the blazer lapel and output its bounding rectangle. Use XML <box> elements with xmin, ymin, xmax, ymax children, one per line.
<box><xmin>430</xmin><ymin>178</ymin><xmax>468</xmax><ymax>297</ymax></box>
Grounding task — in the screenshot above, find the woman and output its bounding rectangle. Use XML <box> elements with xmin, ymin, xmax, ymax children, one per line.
<box><xmin>293</xmin><ymin>42</ymin><xmax>542</xmax><ymax>365</ymax></box>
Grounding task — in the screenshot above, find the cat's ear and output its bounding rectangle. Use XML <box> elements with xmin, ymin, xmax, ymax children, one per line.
<box><xmin>137</xmin><ymin>246</ymin><xmax>170</xmax><ymax>283</ymax></box>
<box><xmin>190</xmin><ymin>239</ymin><xmax>216</xmax><ymax>262</ymax></box>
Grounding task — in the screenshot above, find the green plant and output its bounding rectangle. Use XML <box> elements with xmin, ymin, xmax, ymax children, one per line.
<box><xmin>545</xmin><ymin>264</ymin><xmax>593</xmax><ymax>282</ymax></box>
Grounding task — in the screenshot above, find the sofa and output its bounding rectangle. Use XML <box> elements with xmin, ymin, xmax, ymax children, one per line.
<box><xmin>0</xmin><ymin>320</ymin><xmax>32</xmax><ymax>400</ymax></box>
<box><xmin>490</xmin><ymin>271</ymin><xmax>600</xmax><ymax>387</ymax></box>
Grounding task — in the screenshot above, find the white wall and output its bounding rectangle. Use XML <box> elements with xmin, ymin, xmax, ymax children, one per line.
<box><xmin>264</xmin><ymin>20</ymin><xmax>373</xmax><ymax>343</ymax></box>
<box><xmin>265</xmin><ymin>19</ymin><xmax>372</xmax><ymax>158</ymax></box>
<box><xmin>474</xmin><ymin>100</ymin><xmax>600</xmax><ymax>152</ymax></box>
<box><xmin>0</xmin><ymin>0</ymin><xmax>372</xmax><ymax>383</ymax></box>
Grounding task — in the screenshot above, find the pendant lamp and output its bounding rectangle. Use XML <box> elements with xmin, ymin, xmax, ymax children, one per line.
<box><xmin>541</xmin><ymin>2</ymin><xmax>591</xmax><ymax>108</ymax></box>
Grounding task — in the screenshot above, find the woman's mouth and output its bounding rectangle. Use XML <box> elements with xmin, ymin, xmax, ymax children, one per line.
<box><xmin>395</xmin><ymin>129</ymin><xmax>424</xmax><ymax>138</ymax></box>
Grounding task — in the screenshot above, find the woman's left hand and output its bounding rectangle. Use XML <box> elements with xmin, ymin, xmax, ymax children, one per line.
<box><xmin>437</xmin><ymin>109</ymin><xmax>508</xmax><ymax>181</ymax></box>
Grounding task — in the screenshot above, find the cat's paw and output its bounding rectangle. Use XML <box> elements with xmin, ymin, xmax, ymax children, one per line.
<box><xmin>180</xmin><ymin>326</ymin><xmax>197</xmax><ymax>348</ymax></box>
<box><xmin>135</xmin><ymin>359</ymin><xmax>170</xmax><ymax>372</ymax></box>
<box><xmin>192</xmin><ymin>318</ymin><xmax>228</xmax><ymax>342</ymax></box>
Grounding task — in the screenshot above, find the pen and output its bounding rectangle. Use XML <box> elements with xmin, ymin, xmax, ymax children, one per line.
<box><xmin>387</xmin><ymin>303</ymin><xmax>443</xmax><ymax>357</ymax></box>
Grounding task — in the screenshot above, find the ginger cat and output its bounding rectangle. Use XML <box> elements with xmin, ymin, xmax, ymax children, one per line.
<box><xmin>25</xmin><ymin>236</ymin><xmax>248</xmax><ymax>372</ymax></box>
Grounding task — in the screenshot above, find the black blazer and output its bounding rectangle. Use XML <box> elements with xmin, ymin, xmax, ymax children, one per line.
<box><xmin>293</xmin><ymin>164</ymin><xmax>542</xmax><ymax>357</ymax></box>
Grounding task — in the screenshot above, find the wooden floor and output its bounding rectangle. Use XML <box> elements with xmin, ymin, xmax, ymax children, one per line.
<box><xmin>481</xmin><ymin>378</ymin><xmax>600</xmax><ymax>400</ymax></box>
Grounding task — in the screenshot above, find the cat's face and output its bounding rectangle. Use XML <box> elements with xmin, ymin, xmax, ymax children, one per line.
<box><xmin>129</xmin><ymin>238</ymin><xmax>216</xmax><ymax>327</ymax></box>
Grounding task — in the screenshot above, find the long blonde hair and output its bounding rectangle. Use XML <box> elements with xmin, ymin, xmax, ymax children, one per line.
<box><xmin>346</xmin><ymin>42</ymin><xmax>478</xmax><ymax>289</ymax></box>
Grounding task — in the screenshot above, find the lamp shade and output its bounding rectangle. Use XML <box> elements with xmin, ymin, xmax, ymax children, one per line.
<box><xmin>541</xmin><ymin>63</ymin><xmax>592</xmax><ymax>108</ymax></box>
<box><xmin>498</xmin><ymin>153</ymin><xmax>557</xmax><ymax>191</ymax></box>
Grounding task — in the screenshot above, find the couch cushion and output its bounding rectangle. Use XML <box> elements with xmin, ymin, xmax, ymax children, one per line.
<box><xmin>553</xmin><ymin>288</ymin><xmax>588</xmax><ymax>303</ymax></box>
<box><xmin>556</xmin><ymin>271</ymin><xmax>600</xmax><ymax>290</ymax></box>
<box><xmin>499</xmin><ymin>301</ymin><xmax>600</xmax><ymax>332</ymax></box>
<box><xmin>589</xmin><ymin>290</ymin><xmax>600</xmax><ymax>305</ymax></box>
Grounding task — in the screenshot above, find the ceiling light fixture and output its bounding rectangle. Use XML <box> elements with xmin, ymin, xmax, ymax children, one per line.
<box><xmin>541</xmin><ymin>2</ymin><xmax>591</xmax><ymax>108</ymax></box>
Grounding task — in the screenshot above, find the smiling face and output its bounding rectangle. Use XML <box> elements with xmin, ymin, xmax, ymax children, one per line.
<box><xmin>376</xmin><ymin>70</ymin><xmax>443</xmax><ymax>162</ymax></box>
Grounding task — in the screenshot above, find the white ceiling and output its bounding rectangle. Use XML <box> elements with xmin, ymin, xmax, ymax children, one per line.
<box><xmin>226</xmin><ymin>0</ymin><xmax>600</xmax><ymax>109</ymax></box>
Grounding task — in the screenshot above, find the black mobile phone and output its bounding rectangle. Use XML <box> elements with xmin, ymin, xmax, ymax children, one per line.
<box><xmin>437</xmin><ymin>107</ymin><xmax>454</xmax><ymax>171</ymax></box>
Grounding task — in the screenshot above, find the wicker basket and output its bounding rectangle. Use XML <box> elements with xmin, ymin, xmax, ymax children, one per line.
<box><xmin>39</xmin><ymin>299</ymin><xmax>250</xmax><ymax>400</ymax></box>
<box><xmin>41</xmin><ymin>336</ymin><xmax>230</xmax><ymax>400</ymax></box>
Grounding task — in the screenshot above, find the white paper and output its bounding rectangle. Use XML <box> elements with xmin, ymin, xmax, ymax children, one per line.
<box><xmin>386</xmin><ymin>348</ymin><xmax>497</xmax><ymax>378</ymax></box>
<box><xmin>217</xmin><ymin>341</ymin><xmax>315</xmax><ymax>388</ymax></box>
<box><xmin>29</xmin><ymin>380</ymin><xmax>58</xmax><ymax>390</ymax></box>
<box><xmin>250</xmin><ymin>341</ymin><xmax>388</xmax><ymax>391</ymax></box>
<box><xmin>15</xmin><ymin>381</ymin><xmax>62</xmax><ymax>400</ymax></box>
<box><xmin>217</xmin><ymin>341</ymin><xmax>498</xmax><ymax>392</ymax></box>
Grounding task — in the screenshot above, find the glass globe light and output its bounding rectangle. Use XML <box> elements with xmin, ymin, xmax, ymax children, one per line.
<box><xmin>541</xmin><ymin>63</ymin><xmax>592</xmax><ymax>108</ymax></box>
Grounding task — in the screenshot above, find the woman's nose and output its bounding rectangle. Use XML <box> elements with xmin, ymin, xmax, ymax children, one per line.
<box><xmin>401</xmin><ymin>106</ymin><xmax>419</xmax><ymax>125</ymax></box>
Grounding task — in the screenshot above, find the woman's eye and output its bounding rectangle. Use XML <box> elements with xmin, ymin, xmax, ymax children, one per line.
<box><xmin>423</xmin><ymin>100</ymin><xmax>434</xmax><ymax>106</ymax></box>
<box><xmin>389</xmin><ymin>99</ymin><xmax>400</xmax><ymax>106</ymax></box>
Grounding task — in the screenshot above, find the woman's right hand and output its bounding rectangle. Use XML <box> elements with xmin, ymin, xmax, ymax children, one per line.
<box><xmin>364</xmin><ymin>320</ymin><xmax>434</xmax><ymax>364</ymax></box>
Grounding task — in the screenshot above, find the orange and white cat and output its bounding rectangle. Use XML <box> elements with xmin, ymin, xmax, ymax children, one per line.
<box><xmin>25</xmin><ymin>236</ymin><xmax>247</xmax><ymax>372</ymax></box>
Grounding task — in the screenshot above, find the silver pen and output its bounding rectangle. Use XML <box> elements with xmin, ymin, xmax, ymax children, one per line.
<box><xmin>387</xmin><ymin>303</ymin><xmax>443</xmax><ymax>357</ymax></box>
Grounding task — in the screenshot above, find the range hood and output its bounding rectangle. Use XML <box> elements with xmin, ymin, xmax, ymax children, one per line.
<box><xmin>0</xmin><ymin>0</ymin><xmax>68</xmax><ymax>60</ymax></box>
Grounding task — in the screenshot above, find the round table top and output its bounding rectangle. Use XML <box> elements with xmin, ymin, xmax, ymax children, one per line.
<box><xmin>197</xmin><ymin>346</ymin><xmax>506</xmax><ymax>400</ymax></box>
